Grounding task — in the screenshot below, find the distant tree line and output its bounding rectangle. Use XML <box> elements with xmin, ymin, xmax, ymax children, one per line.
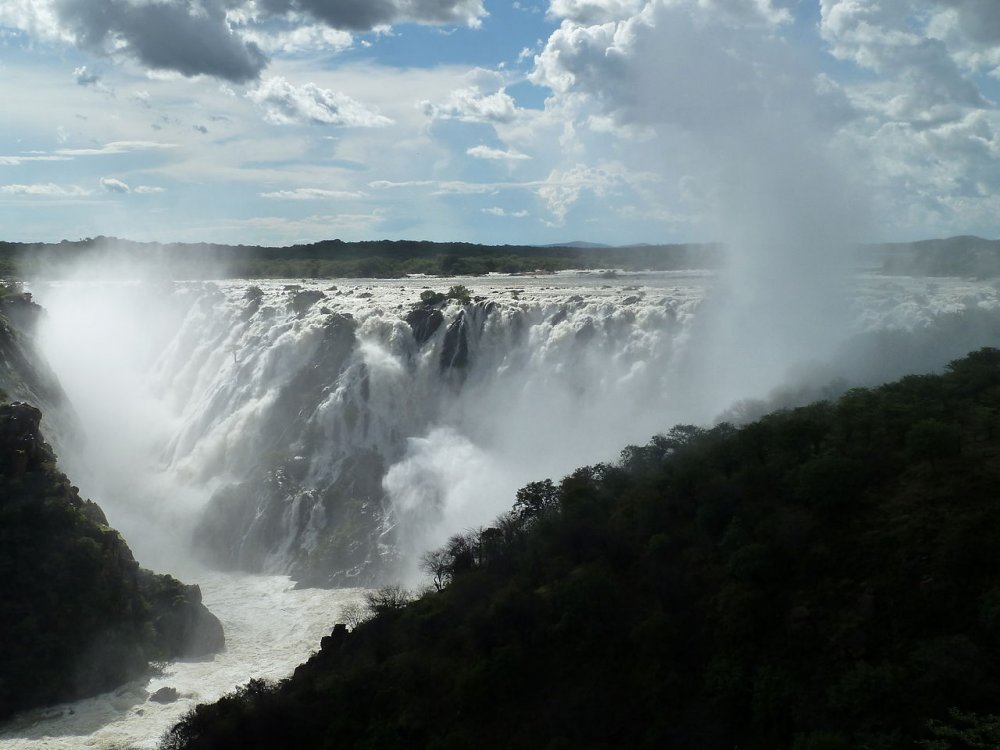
<box><xmin>0</xmin><ymin>237</ymin><xmax>723</xmax><ymax>279</ymax></box>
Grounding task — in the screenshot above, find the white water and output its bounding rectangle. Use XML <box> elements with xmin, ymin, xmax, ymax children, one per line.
<box><xmin>0</xmin><ymin>573</ymin><xmax>363</xmax><ymax>750</ymax></box>
<box><xmin>26</xmin><ymin>270</ymin><xmax>1000</xmax><ymax>579</ymax></box>
<box><xmin>30</xmin><ymin>272</ymin><xmax>713</xmax><ymax>579</ymax></box>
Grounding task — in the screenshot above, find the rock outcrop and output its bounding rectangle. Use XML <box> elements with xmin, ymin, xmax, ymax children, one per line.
<box><xmin>0</xmin><ymin>401</ymin><xmax>225</xmax><ymax>720</ymax></box>
<box><xmin>0</xmin><ymin>293</ymin><xmax>225</xmax><ymax>721</ymax></box>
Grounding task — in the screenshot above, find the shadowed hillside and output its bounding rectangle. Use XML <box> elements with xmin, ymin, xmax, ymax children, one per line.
<box><xmin>0</xmin><ymin>292</ymin><xmax>225</xmax><ymax>720</ymax></box>
<box><xmin>165</xmin><ymin>348</ymin><xmax>1000</xmax><ymax>750</ymax></box>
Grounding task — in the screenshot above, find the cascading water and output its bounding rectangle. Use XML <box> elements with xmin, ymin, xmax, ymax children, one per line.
<box><xmin>31</xmin><ymin>273</ymin><xmax>713</xmax><ymax>585</ymax></box>
<box><xmin>28</xmin><ymin>270</ymin><xmax>1000</xmax><ymax>589</ymax></box>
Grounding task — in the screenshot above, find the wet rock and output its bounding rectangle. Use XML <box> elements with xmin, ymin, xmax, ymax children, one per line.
<box><xmin>290</xmin><ymin>290</ymin><xmax>325</xmax><ymax>315</ymax></box>
<box><xmin>140</xmin><ymin>575</ymin><xmax>226</xmax><ymax>658</ymax></box>
<box><xmin>575</xmin><ymin>318</ymin><xmax>596</xmax><ymax>344</ymax></box>
<box><xmin>149</xmin><ymin>687</ymin><xmax>179</xmax><ymax>704</ymax></box>
<box><xmin>405</xmin><ymin>307</ymin><xmax>444</xmax><ymax>346</ymax></box>
<box><xmin>0</xmin><ymin>403</ymin><xmax>225</xmax><ymax>720</ymax></box>
<box><xmin>0</xmin><ymin>292</ymin><xmax>44</xmax><ymax>335</ymax></box>
<box><xmin>441</xmin><ymin>313</ymin><xmax>470</xmax><ymax>370</ymax></box>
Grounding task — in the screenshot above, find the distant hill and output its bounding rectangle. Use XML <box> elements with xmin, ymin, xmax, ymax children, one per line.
<box><xmin>540</xmin><ymin>241</ymin><xmax>613</xmax><ymax>249</ymax></box>
<box><xmin>870</xmin><ymin>235</ymin><xmax>1000</xmax><ymax>278</ymax></box>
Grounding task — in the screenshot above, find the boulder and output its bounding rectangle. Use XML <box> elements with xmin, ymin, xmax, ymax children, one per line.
<box><xmin>405</xmin><ymin>307</ymin><xmax>444</xmax><ymax>346</ymax></box>
<box><xmin>149</xmin><ymin>687</ymin><xmax>179</xmax><ymax>704</ymax></box>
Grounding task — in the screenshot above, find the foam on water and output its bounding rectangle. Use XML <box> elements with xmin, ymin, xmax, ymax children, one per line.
<box><xmin>0</xmin><ymin>573</ymin><xmax>363</xmax><ymax>750</ymax></box>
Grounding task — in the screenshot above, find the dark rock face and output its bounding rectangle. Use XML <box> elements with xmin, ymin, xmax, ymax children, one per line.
<box><xmin>193</xmin><ymin>312</ymin><xmax>390</xmax><ymax>587</ymax></box>
<box><xmin>0</xmin><ymin>296</ymin><xmax>70</xmax><ymax>424</ymax></box>
<box><xmin>0</xmin><ymin>294</ymin><xmax>225</xmax><ymax>720</ymax></box>
<box><xmin>197</xmin><ymin>448</ymin><xmax>389</xmax><ymax>588</ymax></box>
<box><xmin>290</xmin><ymin>289</ymin><xmax>325</xmax><ymax>315</ymax></box>
<box><xmin>150</xmin><ymin>686</ymin><xmax>180</xmax><ymax>704</ymax></box>
<box><xmin>0</xmin><ymin>401</ymin><xmax>44</xmax><ymax>475</ymax></box>
<box><xmin>141</xmin><ymin>576</ymin><xmax>226</xmax><ymax>658</ymax></box>
<box><xmin>404</xmin><ymin>307</ymin><xmax>444</xmax><ymax>346</ymax></box>
<box><xmin>0</xmin><ymin>406</ymin><xmax>225</xmax><ymax>720</ymax></box>
<box><xmin>439</xmin><ymin>302</ymin><xmax>499</xmax><ymax>372</ymax></box>
<box><xmin>440</xmin><ymin>312</ymin><xmax>470</xmax><ymax>370</ymax></box>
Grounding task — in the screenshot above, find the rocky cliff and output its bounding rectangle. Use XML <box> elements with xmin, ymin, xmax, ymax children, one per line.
<box><xmin>0</xmin><ymin>401</ymin><xmax>225</xmax><ymax>719</ymax></box>
<box><xmin>0</xmin><ymin>292</ymin><xmax>225</xmax><ymax>720</ymax></box>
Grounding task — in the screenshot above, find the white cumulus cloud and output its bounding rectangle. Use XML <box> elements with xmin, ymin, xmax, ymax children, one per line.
<box><xmin>466</xmin><ymin>145</ymin><xmax>531</xmax><ymax>160</ymax></box>
<box><xmin>422</xmin><ymin>84</ymin><xmax>521</xmax><ymax>124</ymax></box>
<box><xmin>248</xmin><ymin>77</ymin><xmax>394</xmax><ymax>127</ymax></box>
<box><xmin>100</xmin><ymin>177</ymin><xmax>130</xmax><ymax>193</ymax></box>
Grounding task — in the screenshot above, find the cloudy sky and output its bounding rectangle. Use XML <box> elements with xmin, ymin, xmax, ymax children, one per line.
<box><xmin>2</xmin><ymin>0</ymin><xmax>1000</xmax><ymax>246</ymax></box>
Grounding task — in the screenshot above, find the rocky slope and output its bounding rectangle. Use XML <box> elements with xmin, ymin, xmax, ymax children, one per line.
<box><xmin>0</xmin><ymin>289</ymin><xmax>69</xmax><ymax>425</ymax></box>
<box><xmin>0</xmin><ymin>291</ymin><xmax>225</xmax><ymax>721</ymax></box>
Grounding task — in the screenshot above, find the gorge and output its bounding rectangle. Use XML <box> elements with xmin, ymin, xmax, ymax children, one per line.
<box><xmin>5</xmin><ymin>261</ymin><xmax>1000</xmax><ymax>748</ymax></box>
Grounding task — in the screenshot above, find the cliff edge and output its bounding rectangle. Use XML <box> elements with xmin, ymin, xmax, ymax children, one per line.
<box><xmin>0</xmin><ymin>289</ymin><xmax>225</xmax><ymax>720</ymax></box>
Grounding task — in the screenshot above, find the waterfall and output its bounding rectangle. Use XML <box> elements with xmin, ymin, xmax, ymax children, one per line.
<box><xmin>30</xmin><ymin>272</ymin><xmax>1000</xmax><ymax>586</ymax></box>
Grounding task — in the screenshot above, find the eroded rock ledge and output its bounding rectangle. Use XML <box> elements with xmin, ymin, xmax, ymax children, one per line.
<box><xmin>0</xmin><ymin>401</ymin><xmax>224</xmax><ymax>720</ymax></box>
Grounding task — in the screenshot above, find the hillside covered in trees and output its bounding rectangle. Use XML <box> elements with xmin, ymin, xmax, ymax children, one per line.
<box><xmin>165</xmin><ymin>348</ymin><xmax>1000</xmax><ymax>750</ymax></box>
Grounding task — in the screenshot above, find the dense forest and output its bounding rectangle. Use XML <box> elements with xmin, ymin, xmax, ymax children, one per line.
<box><xmin>165</xmin><ymin>348</ymin><xmax>1000</xmax><ymax>750</ymax></box>
<box><xmin>0</xmin><ymin>238</ymin><xmax>723</xmax><ymax>279</ymax></box>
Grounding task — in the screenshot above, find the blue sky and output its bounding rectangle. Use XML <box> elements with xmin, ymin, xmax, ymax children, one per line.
<box><xmin>2</xmin><ymin>0</ymin><xmax>1000</xmax><ymax>246</ymax></box>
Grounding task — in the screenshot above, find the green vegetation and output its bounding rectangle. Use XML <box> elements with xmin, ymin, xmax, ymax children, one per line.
<box><xmin>419</xmin><ymin>285</ymin><xmax>473</xmax><ymax>306</ymax></box>
<box><xmin>3</xmin><ymin>234</ymin><xmax>999</xmax><ymax>280</ymax></box>
<box><xmin>0</xmin><ymin>402</ymin><xmax>224</xmax><ymax>720</ymax></box>
<box><xmin>163</xmin><ymin>348</ymin><xmax>1000</xmax><ymax>749</ymax></box>
<box><xmin>0</xmin><ymin>237</ymin><xmax>722</xmax><ymax>280</ymax></box>
<box><xmin>0</xmin><ymin>282</ymin><xmax>23</xmax><ymax>299</ymax></box>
